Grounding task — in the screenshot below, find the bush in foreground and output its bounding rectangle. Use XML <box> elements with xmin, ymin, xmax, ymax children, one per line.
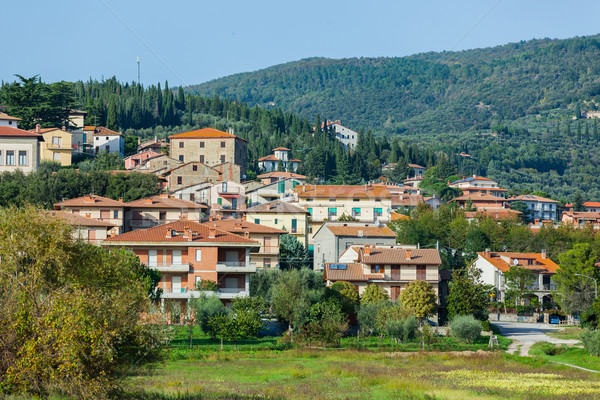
<box><xmin>450</xmin><ymin>315</ymin><xmax>482</xmax><ymax>344</ymax></box>
<box><xmin>582</xmin><ymin>329</ymin><xmax>600</xmax><ymax>357</ymax></box>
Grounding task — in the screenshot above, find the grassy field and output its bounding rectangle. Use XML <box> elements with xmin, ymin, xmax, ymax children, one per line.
<box><xmin>126</xmin><ymin>349</ymin><xmax>600</xmax><ymax>399</ymax></box>
<box><xmin>546</xmin><ymin>327</ymin><xmax>585</xmax><ymax>341</ymax></box>
<box><xmin>529</xmin><ymin>342</ymin><xmax>600</xmax><ymax>372</ymax></box>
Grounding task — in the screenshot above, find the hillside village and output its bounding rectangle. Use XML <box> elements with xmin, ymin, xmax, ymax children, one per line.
<box><xmin>2</xmin><ymin>108</ymin><xmax>598</xmax><ymax>327</ymax></box>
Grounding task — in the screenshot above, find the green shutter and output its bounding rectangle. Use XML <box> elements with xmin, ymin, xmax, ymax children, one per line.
<box><xmin>292</xmin><ymin>219</ymin><xmax>297</xmax><ymax>228</ymax></box>
<box><xmin>217</xmin><ymin>198</ymin><xmax>222</xmax><ymax>205</ymax></box>
<box><xmin>278</xmin><ymin>181</ymin><xmax>285</xmax><ymax>193</ymax></box>
<box><xmin>254</xmin><ymin>219</ymin><xmax>260</xmax><ymax>224</ymax></box>
<box><xmin>307</xmin><ymin>208</ymin><xmax>312</xmax><ymax>215</ymax></box>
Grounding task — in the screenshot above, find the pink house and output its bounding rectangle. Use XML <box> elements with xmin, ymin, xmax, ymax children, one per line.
<box><xmin>125</xmin><ymin>149</ymin><xmax>162</xmax><ymax>170</ymax></box>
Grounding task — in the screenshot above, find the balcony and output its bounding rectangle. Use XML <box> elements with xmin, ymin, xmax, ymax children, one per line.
<box><xmin>150</xmin><ymin>263</ymin><xmax>191</xmax><ymax>272</ymax></box>
<box><xmin>161</xmin><ymin>287</ymin><xmax>190</xmax><ymax>299</ymax></box>
<box><xmin>530</xmin><ymin>284</ymin><xmax>556</xmax><ymax>291</ymax></box>
<box><xmin>217</xmin><ymin>186</ymin><xmax>242</xmax><ymax>195</ymax></box>
<box><xmin>216</xmin><ymin>261</ymin><xmax>257</xmax><ymax>273</ymax></box>
<box><xmin>217</xmin><ymin>287</ymin><xmax>250</xmax><ymax>299</ymax></box>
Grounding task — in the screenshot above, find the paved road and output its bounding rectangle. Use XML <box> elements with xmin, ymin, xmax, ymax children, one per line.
<box><xmin>492</xmin><ymin>321</ymin><xmax>580</xmax><ymax>356</ymax></box>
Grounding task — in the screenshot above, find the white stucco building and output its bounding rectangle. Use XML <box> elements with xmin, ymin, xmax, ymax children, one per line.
<box><xmin>0</xmin><ymin>112</ymin><xmax>21</xmax><ymax>128</ymax></box>
<box><xmin>326</xmin><ymin>120</ymin><xmax>358</xmax><ymax>149</ymax></box>
<box><xmin>258</xmin><ymin>147</ymin><xmax>301</xmax><ymax>172</ymax></box>
<box><xmin>93</xmin><ymin>127</ymin><xmax>124</xmax><ymax>156</ymax></box>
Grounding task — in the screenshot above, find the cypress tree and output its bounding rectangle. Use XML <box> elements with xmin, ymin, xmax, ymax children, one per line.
<box><xmin>106</xmin><ymin>96</ymin><xmax>118</xmax><ymax>131</ymax></box>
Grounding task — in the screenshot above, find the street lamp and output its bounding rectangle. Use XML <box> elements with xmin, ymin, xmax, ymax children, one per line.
<box><xmin>574</xmin><ymin>273</ymin><xmax>598</xmax><ymax>299</ymax></box>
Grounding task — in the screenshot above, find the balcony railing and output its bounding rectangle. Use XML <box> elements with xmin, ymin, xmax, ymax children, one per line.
<box><xmin>529</xmin><ymin>284</ymin><xmax>556</xmax><ymax>291</ymax></box>
<box><xmin>149</xmin><ymin>263</ymin><xmax>191</xmax><ymax>272</ymax></box>
<box><xmin>163</xmin><ymin>287</ymin><xmax>188</xmax><ymax>294</ymax></box>
<box><xmin>216</xmin><ymin>262</ymin><xmax>257</xmax><ymax>273</ymax></box>
<box><xmin>217</xmin><ymin>186</ymin><xmax>242</xmax><ymax>195</ymax></box>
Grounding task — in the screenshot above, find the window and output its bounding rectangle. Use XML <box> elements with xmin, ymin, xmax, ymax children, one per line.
<box><xmin>353</xmin><ymin>198</ymin><xmax>360</xmax><ymax>202</ymax></box>
<box><xmin>53</xmin><ymin>152</ymin><xmax>60</xmax><ymax>161</ymax></box>
<box><xmin>105</xmin><ymin>136</ymin><xmax>109</xmax><ymax>140</ymax></box>
<box><xmin>329</xmin><ymin>198</ymin><xmax>336</xmax><ymax>202</ymax></box>
<box><xmin>374</xmin><ymin>208</ymin><xmax>383</xmax><ymax>217</ymax></box>
<box><xmin>18</xmin><ymin>151</ymin><xmax>27</xmax><ymax>165</ymax></box>
<box><xmin>371</xmin><ymin>265</ymin><xmax>383</xmax><ymax>273</ymax></box>
<box><xmin>417</xmin><ymin>265</ymin><xmax>427</xmax><ymax>280</ymax></box>
<box><xmin>217</xmin><ymin>197</ymin><xmax>222</xmax><ymax>205</ymax></box>
<box><xmin>309</xmin><ymin>227</ymin><xmax>313</xmax><ymax>234</ymax></box>
<box><xmin>179</xmin><ymin>142</ymin><xmax>184</xmax><ymax>148</ymax></box>
<box><xmin>220</xmin><ymin>141</ymin><xmax>226</xmax><ymax>148</ymax></box>
<box><xmin>307</xmin><ymin>208</ymin><xmax>312</xmax><ymax>215</ymax></box>
<box><xmin>264</xmin><ymin>258</ymin><xmax>271</xmax><ymax>268</ymax></box>
<box><xmin>148</xmin><ymin>250</ymin><xmax>157</xmax><ymax>266</ymax></box>
<box><xmin>306</xmin><ymin>198</ymin><xmax>313</xmax><ymax>202</ymax></box>
<box><xmin>189</xmin><ymin>193</ymin><xmax>195</xmax><ymax>202</ymax></box>
<box><xmin>192</xmin><ymin>164</ymin><xmax>198</xmax><ymax>171</ymax></box>
<box><xmin>220</xmin><ymin>154</ymin><xmax>225</xmax><ymax>163</ymax></box>
<box><xmin>177</xmin><ymin>177</ymin><xmax>183</xmax><ymax>185</ymax></box>
<box><xmin>100</xmin><ymin>210</ymin><xmax>110</xmax><ymax>219</ymax></box>
<box><xmin>159</xmin><ymin>211</ymin><xmax>166</xmax><ymax>221</ymax></box>
<box><xmin>222</xmin><ymin>182</ymin><xmax>228</xmax><ymax>192</ymax></box>
<box><xmin>199</xmin><ymin>155</ymin><xmax>204</xmax><ymax>163</ymax></box>
<box><xmin>195</xmin><ymin>249</ymin><xmax>202</xmax><ymax>262</ymax></box>
<box><xmin>52</xmin><ymin>136</ymin><xmax>61</xmax><ymax>146</ymax></box>
<box><xmin>6</xmin><ymin>151</ymin><xmax>14</xmax><ymax>165</ymax></box>
<box><xmin>0</xmin><ymin>150</ymin><xmax>2</xmax><ymax>165</ymax></box>
<box><xmin>200</xmin><ymin>142</ymin><xmax>205</xmax><ymax>148</ymax></box>
<box><xmin>113</xmin><ymin>210</ymin><xmax>118</xmax><ymax>219</ymax></box>
<box><xmin>178</xmin><ymin>155</ymin><xmax>184</xmax><ymax>162</ymax></box>
<box><xmin>375</xmin><ymin>198</ymin><xmax>381</xmax><ymax>202</ymax></box>
<box><xmin>328</xmin><ymin>207</ymin><xmax>337</xmax><ymax>216</ymax></box>
<box><xmin>278</xmin><ymin>181</ymin><xmax>285</xmax><ymax>194</ymax></box>
<box><xmin>253</xmin><ymin>218</ymin><xmax>260</xmax><ymax>225</ymax></box>
<box><xmin>352</xmin><ymin>207</ymin><xmax>361</xmax><ymax>216</ymax></box>
<box><xmin>291</xmin><ymin>219</ymin><xmax>297</xmax><ymax>233</ymax></box>
<box><xmin>172</xmin><ymin>250</ymin><xmax>182</xmax><ymax>265</ymax></box>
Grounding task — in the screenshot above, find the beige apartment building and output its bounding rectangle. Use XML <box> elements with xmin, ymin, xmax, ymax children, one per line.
<box><xmin>38</xmin><ymin>127</ymin><xmax>75</xmax><ymax>166</ymax></box>
<box><xmin>0</xmin><ymin>126</ymin><xmax>44</xmax><ymax>174</ymax></box>
<box><xmin>169</xmin><ymin>128</ymin><xmax>247</xmax><ymax>175</ymax></box>
<box><xmin>53</xmin><ymin>195</ymin><xmax>126</xmax><ymax>232</ymax></box>
<box><xmin>245</xmin><ymin>200</ymin><xmax>310</xmax><ymax>247</ymax></box>
<box><xmin>124</xmin><ymin>194</ymin><xmax>207</xmax><ymax>231</ymax></box>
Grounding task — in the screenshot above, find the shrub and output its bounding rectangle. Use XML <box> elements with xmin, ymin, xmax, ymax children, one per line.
<box><xmin>538</xmin><ymin>342</ymin><xmax>566</xmax><ymax>356</ymax></box>
<box><xmin>481</xmin><ymin>319</ymin><xmax>491</xmax><ymax>332</ymax></box>
<box><xmin>450</xmin><ymin>315</ymin><xmax>482</xmax><ymax>344</ymax></box>
<box><xmin>357</xmin><ymin>302</ymin><xmax>380</xmax><ymax>335</ymax></box>
<box><xmin>361</xmin><ymin>284</ymin><xmax>389</xmax><ymax>304</ymax></box>
<box><xmin>399</xmin><ymin>280</ymin><xmax>437</xmax><ymax>319</ymax></box>
<box><xmin>516</xmin><ymin>305</ymin><xmax>535</xmax><ymax>316</ymax></box>
<box><xmin>582</xmin><ymin>329</ymin><xmax>600</xmax><ymax>357</ymax></box>
<box><xmin>385</xmin><ymin>320</ymin><xmax>404</xmax><ymax>342</ymax></box>
<box><xmin>403</xmin><ymin>316</ymin><xmax>419</xmax><ymax>342</ymax></box>
<box><xmin>581</xmin><ymin>298</ymin><xmax>600</xmax><ymax>330</ymax></box>
<box><xmin>190</xmin><ymin>292</ymin><xmax>226</xmax><ymax>337</ymax></box>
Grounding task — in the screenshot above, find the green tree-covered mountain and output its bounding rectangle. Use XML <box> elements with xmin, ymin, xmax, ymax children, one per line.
<box><xmin>186</xmin><ymin>35</ymin><xmax>600</xmax><ymax>135</ymax></box>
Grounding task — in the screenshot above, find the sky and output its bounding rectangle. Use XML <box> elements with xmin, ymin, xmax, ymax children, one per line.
<box><xmin>2</xmin><ymin>1</ymin><xmax>600</xmax><ymax>88</ymax></box>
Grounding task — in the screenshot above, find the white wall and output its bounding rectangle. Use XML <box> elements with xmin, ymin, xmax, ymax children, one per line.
<box><xmin>94</xmin><ymin>135</ymin><xmax>124</xmax><ymax>156</ymax></box>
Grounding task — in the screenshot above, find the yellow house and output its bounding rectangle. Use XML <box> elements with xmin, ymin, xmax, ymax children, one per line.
<box><xmin>38</xmin><ymin>127</ymin><xmax>74</xmax><ymax>166</ymax></box>
<box><xmin>245</xmin><ymin>200</ymin><xmax>310</xmax><ymax>248</ymax></box>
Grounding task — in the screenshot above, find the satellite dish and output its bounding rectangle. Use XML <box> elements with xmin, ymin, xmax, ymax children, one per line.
<box><xmin>513</xmin><ymin>259</ymin><xmax>518</xmax><ymax>266</ymax></box>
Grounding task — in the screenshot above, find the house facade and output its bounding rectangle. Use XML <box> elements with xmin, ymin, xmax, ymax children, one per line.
<box><xmin>561</xmin><ymin>210</ymin><xmax>600</xmax><ymax>228</ymax></box>
<box><xmin>246</xmin><ymin>177</ymin><xmax>303</xmax><ymax>207</ymax></box>
<box><xmin>258</xmin><ymin>147</ymin><xmax>301</xmax><ymax>173</ymax></box>
<box><xmin>168</xmin><ymin>128</ymin><xmax>247</xmax><ymax>175</ymax></box>
<box><xmin>124</xmin><ymin>194</ymin><xmax>206</xmax><ymax>231</ymax></box>
<box><xmin>38</xmin><ymin>126</ymin><xmax>74</xmax><ymax>166</ymax></box>
<box><xmin>312</xmin><ymin>222</ymin><xmax>397</xmax><ymax>271</ymax></box>
<box><xmin>202</xmin><ymin>219</ymin><xmax>284</xmax><ymax>269</ymax></box>
<box><xmin>408</xmin><ymin>164</ymin><xmax>426</xmax><ymax>178</ymax></box>
<box><xmin>323</xmin><ymin>120</ymin><xmax>358</xmax><ymax>149</ymax></box>
<box><xmin>0</xmin><ymin>126</ymin><xmax>44</xmax><ymax>174</ymax></box>
<box><xmin>245</xmin><ymin>200</ymin><xmax>311</xmax><ymax>247</ymax></box>
<box><xmin>125</xmin><ymin>149</ymin><xmax>162</xmax><ymax>170</ymax></box>
<box><xmin>0</xmin><ymin>112</ymin><xmax>21</xmax><ymax>128</ymax></box>
<box><xmin>506</xmin><ymin>195</ymin><xmax>558</xmax><ymax>222</ymax></box>
<box><xmin>324</xmin><ymin>246</ymin><xmax>442</xmax><ymax>307</ymax></box>
<box><xmin>449</xmin><ymin>175</ymin><xmax>508</xmax><ymax>198</ymax></box>
<box><xmin>138</xmin><ymin>153</ymin><xmax>183</xmax><ymax>173</ymax></box>
<box><xmin>103</xmin><ymin>221</ymin><xmax>260</xmax><ymax>310</ymax></box>
<box><xmin>161</xmin><ymin>162</ymin><xmax>221</xmax><ymax>191</ymax></box>
<box><xmin>53</xmin><ymin>194</ymin><xmax>126</xmax><ymax>233</ymax></box>
<box><xmin>473</xmin><ymin>250</ymin><xmax>558</xmax><ymax>306</ymax></box>
<box><xmin>450</xmin><ymin>193</ymin><xmax>508</xmax><ymax>210</ymax></box>
<box><xmin>257</xmin><ymin>171</ymin><xmax>306</xmax><ymax>185</ymax></box>
<box><xmin>92</xmin><ymin>127</ymin><xmax>125</xmax><ymax>156</ymax></box>
<box><xmin>204</xmin><ymin>181</ymin><xmax>246</xmax><ymax>219</ymax></box>
<box><xmin>48</xmin><ymin>210</ymin><xmax>118</xmax><ymax>245</ymax></box>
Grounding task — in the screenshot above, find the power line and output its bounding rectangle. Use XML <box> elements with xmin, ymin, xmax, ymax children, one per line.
<box><xmin>450</xmin><ymin>0</ymin><xmax>503</xmax><ymax>51</ymax></box>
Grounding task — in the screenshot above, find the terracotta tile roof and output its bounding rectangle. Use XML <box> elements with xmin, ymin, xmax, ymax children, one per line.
<box><xmin>464</xmin><ymin>209</ymin><xmax>521</xmax><ymax>220</ymax></box>
<box><xmin>477</xmin><ymin>252</ymin><xmax>559</xmax><ymax>273</ymax></box>
<box><xmin>563</xmin><ymin>211</ymin><xmax>600</xmax><ymax>220</ymax></box>
<box><xmin>202</xmin><ymin>218</ymin><xmax>285</xmax><ymax>234</ymax></box>
<box><xmin>450</xmin><ymin>193</ymin><xmax>507</xmax><ymax>202</ymax></box>
<box><xmin>564</xmin><ymin>202</ymin><xmax>600</xmax><ymax>208</ymax></box>
<box><xmin>246</xmin><ymin>200</ymin><xmax>310</xmax><ymax>214</ymax></box>
<box><xmin>391</xmin><ymin>211</ymin><xmax>410</xmax><ymax>221</ymax></box>
<box><xmin>324</xmin><ymin>263</ymin><xmax>373</xmax><ymax>282</ymax></box>
<box><xmin>105</xmin><ymin>220</ymin><xmax>258</xmax><ymax>244</ymax></box>
<box><xmin>296</xmin><ymin>185</ymin><xmax>391</xmax><ymax>199</ymax></box>
<box><xmin>258</xmin><ymin>154</ymin><xmax>279</xmax><ymax>162</ymax></box>
<box><xmin>54</xmin><ymin>194</ymin><xmax>125</xmax><ymax>208</ymax></box>
<box><xmin>0</xmin><ymin>126</ymin><xmax>44</xmax><ymax>139</ymax></box>
<box><xmin>257</xmin><ymin>171</ymin><xmax>306</xmax><ymax>180</ymax></box>
<box><xmin>160</xmin><ymin>161</ymin><xmax>217</xmax><ymax>176</ymax></box>
<box><xmin>326</xmin><ymin>225</ymin><xmax>396</xmax><ymax>238</ymax></box>
<box><xmin>84</xmin><ymin>126</ymin><xmax>96</xmax><ymax>131</ymax></box>
<box><xmin>272</xmin><ymin>147</ymin><xmax>290</xmax><ymax>151</ymax></box>
<box><xmin>0</xmin><ymin>112</ymin><xmax>21</xmax><ymax>121</ymax></box>
<box><xmin>92</xmin><ymin>126</ymin><xmax>122</xmax><ymax>136</ymax></box>
<box><xmin>289</xmin><ymin>159</ymin><xmax>302</xmax><ymax>162</ymax></box>
<box><xmin>408</xmin><ymin>163</ymin><xmax>425</xmax><ymax>169</ymax></box>
<box><xmin>508</xmin><ymin>195</ymin><xmax>557</xmax><ymax>203</ymax></box>
<box><xmin>359</xmin><ymin>248</ymin><xmax>441</xmax><ymax>265</ymax></box>
<box><xmin>392</xmin><ymin>194</ymin><xmax>423</xmax><ymax>207</ymax></box>
<box><xmin>169</xmin><ymin>127</ymin><xmax>246</xmax><ymax>141</ymax></box>
<box><xmin>47</xmin><ymin>210</ymin><xmax>116</xmax><ymax>227</ymax></box>
<box><xmin>126</xmin><ymin>195</ymin><xmax>207</xmax><ymax>209</ymax></box>
<box><xmin>458</xmin><ymin>186</ymin><xmax>508</xmax><ymax>192</ymax></box>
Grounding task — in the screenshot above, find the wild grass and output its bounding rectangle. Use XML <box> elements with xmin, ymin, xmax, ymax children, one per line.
<box><xmin>529</xmin><ymin>342</ymin><xmax>600</xmax><ymax>372</ymax></box>
<box><xmin>546</xmin><ymin>327</ymin><xmax>585</xmax><ymax>341</ymax></box>
<box><xmin>126</xmin><ymin>349</ymin><xmax>600</xmax><ymax>399</ymax></box>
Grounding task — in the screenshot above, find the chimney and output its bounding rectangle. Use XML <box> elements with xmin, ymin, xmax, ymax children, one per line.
<box><xmin>406</xmin><ymin>249</ymin><xmax>412</xmax><ymax>260</ymax></box>
<box><xmin>569</xmin><ymin>210</ymin><xmax>573</xmax><ymax>216</ymax></box>
<box><xmin>160</xmin><ymin>193</ymin><xmax>168</xmax><ymax>198</ymax></box>
<box><xmin>144</xmin><ymin>198</ymin><xmax>153</xmax><ymax>204</ymax></box>
<box><xmin>209</xmin><ymin>226</ymin><xmax>216</xmax><ymax>239</ymax></box>
<box><xmin>61</xmin><ymin>125</ymin><xmax>66</xmax><ymax>131</ymax></box>
<box><xmin>118</xmin><ymin>198</ymin><xmax>123</xmax><ymax>203</ymax></box>
<box><xmin>541</xmin><ymin>249</ymin><xmax>547</xmax><ymax>259</ymax></box>
<box><xmin>234</xmin><ymin>221</ymin><xmax>243</xmax><ymax>230</ymax></box>
<box><xmin>242</xmin><ymin>214</ymin><xmax>247</xmax><ymax>221</ymax></box>
<box><xmin>166</xmin><ymin>227</ymin><xmax>173</xmax><ymax>239</ymax></box>
<box><xmin>534</xmin><ymin>218</ymin><xmax>540</xmax><ymax>225</ymax></box>
<box><xmin>244</xmin><ymin>231</ymin><xmax>250</xmax><ymax>239</ymax></box>
<box><xmin>83</xmin><ymin>195</ymin><xmax>93</xmax><ymax>203</ymax></box>
<box><xmin>209</xmin><ymin>216</ymin><xmax>213</xmax><ymax>221</ymax></box>
<box><xmin>35</xmin><ymin>124</ymin><xmax>41</xmax><ymax>133</ymax></box>
<box><xmin>138</xmin><ymin>137</ymin><xmax>141</xmax><ymax>145</ymax></box>
<box><xmin>364</xmin><ymin>245</ymin><xmax>371</xmax><ymax>256</ymax></box>
<box><xmin>183</xmin><ymin>226</ymin><xmax>190</xmax><ymax>239</ymax></box>
<box><xmin>485</xmin><ymin>248</ymin><xmax>491</xmax><ymax>257</ymax></box>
